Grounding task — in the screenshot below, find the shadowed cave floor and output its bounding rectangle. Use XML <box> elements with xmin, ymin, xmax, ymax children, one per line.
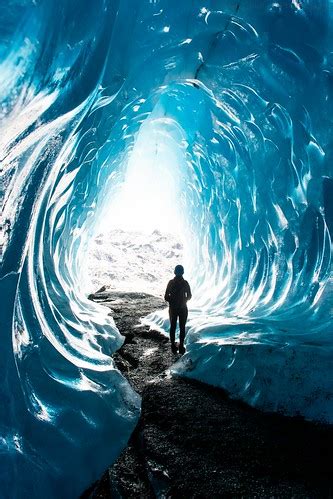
<box><xmin>83</xmin><ymin>291</ymin><xmax>333</xmax><ymax>498</ymax></box>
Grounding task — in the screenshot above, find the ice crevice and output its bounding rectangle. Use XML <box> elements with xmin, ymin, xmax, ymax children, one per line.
<box><xmin>1</xmin><ymin>1</ymin><xmax>333</xmax><ymax>497</ymax></box>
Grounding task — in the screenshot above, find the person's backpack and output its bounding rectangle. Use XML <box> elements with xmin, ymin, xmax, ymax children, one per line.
<box><xmin>169</xmin><ymin>279</ymin><xmax>187</xmax><ymax>307</ymax></box>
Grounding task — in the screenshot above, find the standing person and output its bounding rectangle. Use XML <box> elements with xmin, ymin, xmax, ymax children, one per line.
<box><xmin>164</xmin><ymin>265</ymin><xmax>192</xmax><ymax>354</ymax></box>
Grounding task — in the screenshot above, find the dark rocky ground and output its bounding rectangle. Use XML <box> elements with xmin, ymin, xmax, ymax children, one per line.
<box><xmin>83</xmin><ymin>290</ymin><xmax>333</xmax><ymax>498</ymax></box>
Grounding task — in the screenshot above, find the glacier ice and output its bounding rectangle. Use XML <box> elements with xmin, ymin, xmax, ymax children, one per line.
<box><xmin>1</xmin><ymin>0</ymin><xmax>333</xmax><ymax>497</ymax></box>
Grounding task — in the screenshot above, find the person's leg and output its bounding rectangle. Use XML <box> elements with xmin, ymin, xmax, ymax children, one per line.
<box><xmin>169</xmin><ymin>307</ymin><xmax>178</xmax><ymax>353</ymax></box>
<box><xmin>178</xmin><ymin>307</ymin><xmax>188</xmax><ymax>354</ymax></box>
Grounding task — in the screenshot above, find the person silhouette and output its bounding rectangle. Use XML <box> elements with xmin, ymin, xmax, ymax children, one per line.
<box><xmin>164</xmin><ymin>265</ymin><xmax>192</xmax><ymax>354</ymax></box>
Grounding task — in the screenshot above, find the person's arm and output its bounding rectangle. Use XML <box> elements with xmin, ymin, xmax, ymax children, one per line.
<box><xmin>185</xmin><ymin>281</ymin><xmax>192</xmax><ymax>301</ymax></box>
<box><xmin>164</xmin><ymin>281</ymin><xmax>172</xmax><ymax>302</ymax></box>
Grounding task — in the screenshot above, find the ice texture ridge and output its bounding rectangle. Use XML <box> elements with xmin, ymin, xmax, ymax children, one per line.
<box><xmin>1</xmin><ymin>0</ymin><xmax>333</xmax><ymax>497</ymax></box>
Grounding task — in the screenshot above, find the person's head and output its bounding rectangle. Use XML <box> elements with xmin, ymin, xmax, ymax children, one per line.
<box><xmin>174</xmin><ymin>264</ymin><xmax>184</xmax><ymax>276</ymax></box>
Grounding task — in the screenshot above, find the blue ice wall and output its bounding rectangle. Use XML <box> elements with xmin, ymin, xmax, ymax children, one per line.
<box><xmin>1</xmin><ymin>1</ymin><xmax>333</xmax><ymax>497</ymax></box>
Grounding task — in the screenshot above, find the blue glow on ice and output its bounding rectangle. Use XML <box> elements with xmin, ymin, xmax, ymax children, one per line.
<box><xmin>1</xmin><ymin>0</ymin><xmax>333</xmax><ymax>496</ymax></box>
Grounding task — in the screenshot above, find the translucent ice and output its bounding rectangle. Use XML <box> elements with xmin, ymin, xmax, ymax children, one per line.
<box><xmin>1</xmin><ymin>0</ymin><xmax>333</xmax><ymax>497</ymax></box>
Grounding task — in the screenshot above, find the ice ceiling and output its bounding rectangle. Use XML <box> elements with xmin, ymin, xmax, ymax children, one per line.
<box><xmin>1</xmin><ymin>0</ymin><xmax>333</xmax><ymax>496</ymax></box>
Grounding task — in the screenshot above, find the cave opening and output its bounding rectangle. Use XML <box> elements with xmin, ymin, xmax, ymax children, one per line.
<box><xmin>86</xmin><ymin>112</ymin><xmax>191</xmax><ymax>298</ymax></box>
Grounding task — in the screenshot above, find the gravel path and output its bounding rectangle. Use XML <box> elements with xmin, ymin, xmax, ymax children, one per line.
<box><xmin>83</xmin><ymin>291</ymin><xmax>333</xmax><ymax>498</ymax></box>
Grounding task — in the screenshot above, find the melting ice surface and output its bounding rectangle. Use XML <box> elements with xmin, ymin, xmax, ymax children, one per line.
<box><xmin>1</xmin><ymin>0</ymin><xmax>333</xmax><ymax>496</ymax></box>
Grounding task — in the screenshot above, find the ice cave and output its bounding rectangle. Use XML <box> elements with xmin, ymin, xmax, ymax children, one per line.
<box><xmin>1</xmin><ymin>0</ymin><xmax>333</xmax><ymax>497</ymax></box>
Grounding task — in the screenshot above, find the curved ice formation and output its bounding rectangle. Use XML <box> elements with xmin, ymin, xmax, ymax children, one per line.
<box><xmin>1</xmin><ymin>0</ymin><xmax>333</xmax><ymax>496</ymax></box>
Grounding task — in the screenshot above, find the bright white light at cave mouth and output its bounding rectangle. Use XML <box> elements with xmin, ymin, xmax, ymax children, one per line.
<box><xmin>102</xmin><ymin>121</ymin><xmax>184</xmax><ymax>235</ymax></box>
<box><xmin>88</xmin><ymin>119</ymin><xmax>189</xmax><ymax>296</ymax></box>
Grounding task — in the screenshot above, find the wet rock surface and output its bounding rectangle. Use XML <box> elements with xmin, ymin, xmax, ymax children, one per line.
<box><xmin>83</xmin><ymin>291</ymin><xmax>333</xmax><ymax>498</ymax></box>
